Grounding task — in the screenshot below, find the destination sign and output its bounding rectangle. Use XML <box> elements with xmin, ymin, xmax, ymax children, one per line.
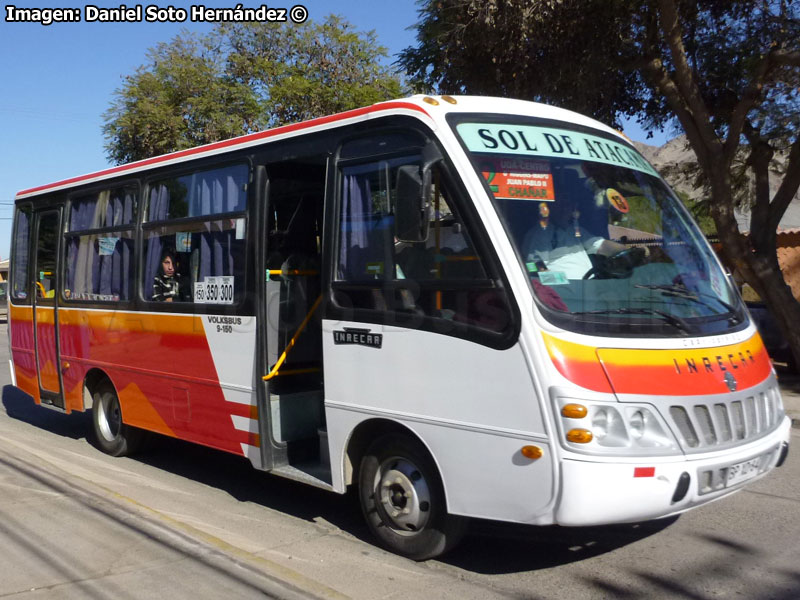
<box><xmin>457</xmin><ymin>123</ymin><xmax>658</xmax><ymax>176</ymax></box>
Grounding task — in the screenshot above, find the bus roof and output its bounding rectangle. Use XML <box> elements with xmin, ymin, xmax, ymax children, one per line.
<box><xmin>15</xmin><ymin>95</ymin><xmax>625</xmax><ymax>201</ymax></box>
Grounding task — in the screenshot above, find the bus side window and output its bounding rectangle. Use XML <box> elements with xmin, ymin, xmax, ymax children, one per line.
<box><xmin>34</xmin><ymin>212</ymin><xmax>60</xmax><ymax>301</ymax></box>
<box><xmin>334</xmin><ymin>154</ymin><xmax>513</xmax><ymax>336</ymax></box>
<box><xmin>337</xmin><ymin>158</ymin><xmax>406</xmax><ymax>285</ymax></box>
<box><xmin>10</xmin><ymin>207</ymin><xmax>32</xmax><ymax>301</ymax></box>
<box><xmin>143</xmin><ymin>164</ymin><xmax>249</xmax><ymax>306</ymax></box>
<box><xmin>64</xmin><ymin>187</ymin><xmax>137</xmax><ymax>303</ymax></box>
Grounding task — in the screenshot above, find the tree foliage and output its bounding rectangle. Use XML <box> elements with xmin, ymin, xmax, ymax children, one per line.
<box><xmin>402</xmin><ymin>0</ymin><xmax>800</xmax><ymax>364</ymax></box>
<box><xmin>103</xmin><ymin>16</ymin><xmax>403</xmax><ymax>164</ymax></box>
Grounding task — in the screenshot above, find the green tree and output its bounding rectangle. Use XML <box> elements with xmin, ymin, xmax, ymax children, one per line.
<box><xmin>103</xmin><ymin>16</ymin><xmax>404</xmax><ymax>165</ymax></box>
<box><xmin>222</xmin><ymin>16</ymin><xmax>404</xmax><ymax>126</ymax></box>
<box><xmin>401</xmin><ymin>0</ymin><xmax>800</xmax><ymax>364</ymax></box>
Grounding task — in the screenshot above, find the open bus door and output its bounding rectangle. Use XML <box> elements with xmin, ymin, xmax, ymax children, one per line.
<box><xmin>32</xmin><ymin>208</ymin><xmax>65</xmax><ymax>409</ymax></box>
<box><xmin>257</xmin><ymin>157</ymin><xmax>328</xmax><ymax>480</ymax></box>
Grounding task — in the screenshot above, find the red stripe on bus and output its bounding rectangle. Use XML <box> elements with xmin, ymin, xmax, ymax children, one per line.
<box><xmin>16</xmin><ymin>101</ymin><xmax>429</xmax><ymax>198</ymax></box>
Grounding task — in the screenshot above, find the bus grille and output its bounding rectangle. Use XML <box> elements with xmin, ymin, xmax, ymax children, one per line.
<box><xmin>666</xmin><ymin>383</ymin><xmax>783</xmax><ymax>453</ymax></box>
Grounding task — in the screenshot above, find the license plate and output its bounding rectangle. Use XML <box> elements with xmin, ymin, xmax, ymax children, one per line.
<box><xmin>727</xmin><ymin>456</ymin><xmax>762</xmax><ymax>487</ymax></box>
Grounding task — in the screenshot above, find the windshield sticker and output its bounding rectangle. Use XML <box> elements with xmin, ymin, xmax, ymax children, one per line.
<box><xmin>457</xmin><ymin>123</ymin><xmax>658</xmax><ymax>176</ymax></box>
<box><xmin>479</xmin><ymin>157</ymin><xmax>554</xmax><ymax>201</ymax></box>
<box><xmin>176</xmin><ymin>232</ymin><xmax>192</xmax><ymax>252</ymax></box>
<box><xmin>366</xmin><ymin>262</ymin><xmax>384</xmax><ymax>276</ymax></box>
<box><xmin>97</xmin><ymin>237</ymin><xmax>118</xmax><ymax>256</ymax></box>
<box><xmin>710</xmin><ymin>267</ymin><xmax>725</xmax><ymax>299</ymax></box>
<box><xmin>606</xmin><ymin>188</ymin><xmax>629</xmax><ymax>213</ymax></box>
<box><xmin>538</xmin><ymin>271</ymin><xmax>569</xmax><ymax>286</ymax></box>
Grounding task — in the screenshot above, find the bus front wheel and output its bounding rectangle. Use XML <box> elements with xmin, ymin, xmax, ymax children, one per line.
<box><xmin>358</xmin><ymin>433</ymin><xmax>467</xmax><ymax>560</ymax></box>
<box><xmin>91</xmin><ymin>381</ymin><xmax>143</xmax><ymax>457</ymax></box>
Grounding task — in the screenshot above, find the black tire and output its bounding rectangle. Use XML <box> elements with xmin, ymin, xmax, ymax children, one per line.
<box><xmin>358</xmin><ymin>433</ymin><xmax>467</xmax><ymax>560</ymax></box>
<box><xmin>91</xmin><ymin>380</ymin><xmax>144</xmax><ymax>457</ymax></box>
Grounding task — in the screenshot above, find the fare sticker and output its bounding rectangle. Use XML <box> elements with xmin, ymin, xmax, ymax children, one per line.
<box><xmin>479</xmin><ymin>157</ymin><xmax>554</xmax><ymax>201</ymax></box>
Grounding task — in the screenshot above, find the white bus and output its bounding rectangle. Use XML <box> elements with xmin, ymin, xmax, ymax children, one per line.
<box><xmin>7</xmin><ymin>95</ymin><xmax>791</xmax><ymax>559</ymax></box>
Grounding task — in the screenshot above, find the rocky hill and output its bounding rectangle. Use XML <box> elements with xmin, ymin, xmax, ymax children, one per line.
<box><xmin>633</xmin><ymin>136</ymin><xmax>800</xmax><ymax>232</ymax></box>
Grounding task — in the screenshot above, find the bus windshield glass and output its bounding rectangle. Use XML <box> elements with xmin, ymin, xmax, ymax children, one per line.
<box><xmin>454</xmin><ymin>120</ymin><xmax>743</xmax><ymax>336</ymax></box>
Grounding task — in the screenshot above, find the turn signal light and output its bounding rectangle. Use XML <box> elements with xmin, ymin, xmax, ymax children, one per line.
<box><xmin>566</xmin><ymin>429</ymin><xmax>594</xmax><ymax>444</ymax></box>
<box><xmin>561</xmin><ymin>403</ymin><xmax>588</xmax><ymax>419</ymax></box>
<box><xmin>521</xmin><ymin>445</ymin><xmax>543</xmax><ymax>460</ymax></box>
<box><xmin>422</xmin><ymin>96</ymin><xmax>440</xmax><ymax>106</ymax></box>
<box><xmin>441</xmin><ymin>95</ymin><xmax>458</xmax><ymax>104</ymax></box>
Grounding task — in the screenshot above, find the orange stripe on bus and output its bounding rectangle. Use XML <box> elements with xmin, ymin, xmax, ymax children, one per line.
<box><xmin>541</xmin><ymin>334</ymin><xmax>614</xmax><ymax>393</ymax></box>
<box><xmin>543</xmin><ymin>332</ymin><xmax>772</xmax><ymax>395</ymax></box>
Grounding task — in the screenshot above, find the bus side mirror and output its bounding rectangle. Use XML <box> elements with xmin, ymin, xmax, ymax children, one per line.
<box><xmin>395</xmin><ymin>165</ymin><xmax>432</xmax><ymax>243</ymax></box>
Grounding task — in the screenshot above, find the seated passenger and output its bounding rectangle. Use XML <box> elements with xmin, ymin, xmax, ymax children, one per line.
<box><xmin>153</xmin><ymin>249</ymin><xmax>183</xmax><ymax>302</ymax></box>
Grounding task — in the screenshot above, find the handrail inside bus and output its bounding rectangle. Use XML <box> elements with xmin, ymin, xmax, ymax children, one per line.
<box><xmin>262</xmin><ymin>294</ymin><xmax>323</xmax><ymax>381</ymax></box>
<box><xmin>267</xmin><ymin>269</ymin><xmax>319</xmax><ymax>279</ymax></box>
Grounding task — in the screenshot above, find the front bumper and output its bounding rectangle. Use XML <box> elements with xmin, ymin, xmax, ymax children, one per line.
<box><xmin>555</xmin><ymin>416</ymin><xmax>791</xmax><ymax>526</ymax></box>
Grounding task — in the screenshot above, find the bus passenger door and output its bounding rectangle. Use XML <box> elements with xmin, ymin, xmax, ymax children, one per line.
<box><xmin>258</xmin><ymin>156</ymin><xmax>328</xmax><ymax>474</ymax></box>
<box><xmin>32</xmin><ymin>209</ymin><xmax>64</xmax><ymax>408</ymax></box>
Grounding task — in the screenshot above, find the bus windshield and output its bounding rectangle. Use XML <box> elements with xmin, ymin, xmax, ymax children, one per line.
<box><xmin>454</xmin><ymin>119</ymin><xmax>743</xmax><ymax>336</ymax></box>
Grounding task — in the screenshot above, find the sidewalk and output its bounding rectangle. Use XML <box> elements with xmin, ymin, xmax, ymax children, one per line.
<box><xmin>776</xmin><ymin>366</ymin><xmax>800</xmax><ymax>429</ymax></box>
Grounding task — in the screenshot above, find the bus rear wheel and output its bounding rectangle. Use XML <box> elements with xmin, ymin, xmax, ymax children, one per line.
<box><xmin>358</xmin><ymin>433</ymin><xmax>467</xmax><ymax>560</ymax></box>
<box><xmin>91</xmin><ymin>381</ymin><xmax>143</xmax><ymax>457</ymax></box>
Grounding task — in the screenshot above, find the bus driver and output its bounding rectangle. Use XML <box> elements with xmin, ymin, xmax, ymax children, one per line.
<box><xmin>522</xmin><ymin>188</ymin><xmax>642</xmax><ymax>279</ymax></box>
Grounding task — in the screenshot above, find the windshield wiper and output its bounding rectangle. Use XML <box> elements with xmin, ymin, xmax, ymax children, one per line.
<box><xmin>572</xmin><ymin>307</ymin><xmax>692</xmax><ymax>334</ymax></box>
<box><xmin>634</xmin><ymin>284</ymin><xmax>741</xmax><ymax>322</ymax></box>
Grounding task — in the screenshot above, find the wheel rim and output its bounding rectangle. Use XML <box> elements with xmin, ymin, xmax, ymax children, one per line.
<box><xmin>97</xmin><ymin>392</ymin><xmax>121</xmax><ymax>442</ymax></box>
<box><xmin>374</xmin><ymin>456</ymin><xmax>432</xmax><ymax>534</ymax></box>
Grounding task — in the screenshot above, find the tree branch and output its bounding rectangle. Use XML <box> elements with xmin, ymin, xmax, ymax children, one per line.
<box><xmin>723</xmin><ymin>54</ymin><xmax>773</xmax><ymax>165</ymax></box>
<box><xmin>772</xmin><ymin>49</ymin><xmax>800</xmax><ymax>67</ymax></box>
<box><xmin>724</xmin><ymin>42</ymin><xmax>800</xmax><ymax>164</ymax></box>
<box><xmin>641</xmin><ymin>56</ymin><xmax>714</xmax><ymax>173</ymax></box>
<box><xmin>744</xmin><ymin>123</ymin><xmax>775</xmax><ymax>247</ymax></box>
<box><xmin>656</xmin><ymin>0</ymin><xmax>722</xmax><ymax>162</ymax></box>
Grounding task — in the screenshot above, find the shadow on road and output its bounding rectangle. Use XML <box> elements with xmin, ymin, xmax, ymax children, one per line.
<box><xmin>2</xmin><ymin>385</ymin><xmax>90</xmax><ymax>441</ymax></box>
<box><xmin>578</xmin><ymin>530</ymin><xmax>800</xmax><ymax>600</ymax></box>
<box><xmin>4</xmin><ymin>384</ymin><xmax>797</xmax><ymax>596</ymax></box>
<box><xmin>130</xmin><ymin>433</ymin><xmax>683</xmax><ymax>573</ymax></box>
<box><xmin>3</xmin><ymin>383</ymin><xmax>678</xmax><ymax>573</ymax></box>
<box><xmin>442</xmin><ymin>517</ymin><xmax>677</xmax><ymax>573</ymax></box>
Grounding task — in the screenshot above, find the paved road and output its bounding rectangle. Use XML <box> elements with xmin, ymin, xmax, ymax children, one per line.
<box><xmin>1</xmin><ymin>320</ymin><xmax>799</xmax><ymax>599</ymax></box>
<box><xmin>0</xmin><ymin>442</ymin><xmax>321</xmax><ymax>599</ymax></box>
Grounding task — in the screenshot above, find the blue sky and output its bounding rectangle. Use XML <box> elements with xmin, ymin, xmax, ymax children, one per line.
<box><xmin>0</xmin><ymin>0</ymin><xmax>670</xmax><ymax>260</ymax></box>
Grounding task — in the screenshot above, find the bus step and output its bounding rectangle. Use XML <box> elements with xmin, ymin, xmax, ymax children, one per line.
<box><xmin>272</xmin><ymin>463</ymin><xmax>333</xmax><ymax>491</ymax></box>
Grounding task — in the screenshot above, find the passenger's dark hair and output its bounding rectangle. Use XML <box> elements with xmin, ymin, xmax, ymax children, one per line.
<box><xmin>157</xmin><ymin>248</ymin><xmax>177</xmax><ymax>276</ymax></box>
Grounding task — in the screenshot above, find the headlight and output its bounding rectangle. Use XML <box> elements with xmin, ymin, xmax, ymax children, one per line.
<box><xmin>590</xmin><ymin>406</ymin><xmax>628</xmax><ymax>446</ymax></box>
<box><xmin>592</xmin><ymin>408</ymin><xmax>609</xmax><ymax>439</ymax></box>
<box><xmin>555</xmin><ymin>398</ymin><xmax>679</xmax><ymax>455</ymax></box>
<box><xmin>629</xmin><ymin>410</ymin><xmax>645</xmax><ymax>440</ymax></box>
